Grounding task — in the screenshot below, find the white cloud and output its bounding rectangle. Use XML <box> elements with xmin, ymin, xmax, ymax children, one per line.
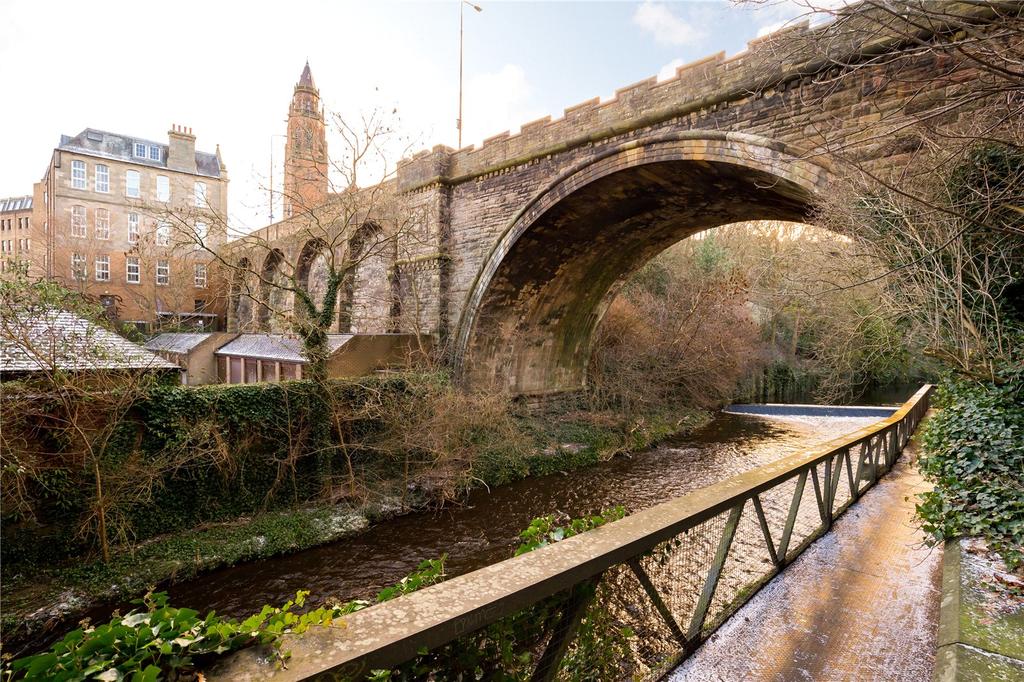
<box><xmin>461</xmin><ymin>64</ymin><xmax>544</xmax><ymax>148</ymax></box>
<box><xmin>633</xmin><ymin>1</ymin><xmax>705</xmax><ymax>46</ymax></box>
<box><xmin>757</xmin><ymin>21</ymin><xmax>787</xmax><ymax>38</ymax></box>
<box><xmin>657</xmin><ymin>58</ymin><xmax>684</xmax><ymax>82</ymax></box>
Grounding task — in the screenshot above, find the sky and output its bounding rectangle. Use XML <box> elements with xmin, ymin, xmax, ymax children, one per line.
<box><xmin>0</xmin><ymin>0</ymin><xmax>819</xmax><ymax>234</ymax></box>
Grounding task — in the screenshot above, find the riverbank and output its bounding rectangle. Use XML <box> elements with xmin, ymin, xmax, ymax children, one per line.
<box><xmin>0</xmin><ymin>405</ymin><xmax>710</xmax><ymax>654</ymax></box>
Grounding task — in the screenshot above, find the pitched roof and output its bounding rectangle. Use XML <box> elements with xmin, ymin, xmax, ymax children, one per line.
<box><xmin>1</xmin><ymin>308</ymin><xmax>178</xmax><ymax>373</ymax></box>
<box><xmin>144</xmin><ymin>332</ymin><xmax>213</xmax><ymax>354</ymax></box>
<box><xmin>0</xmin><ymin>196</ymin><xmax>32</xmax><ymax>213</ymax></box>
<box><xmin>298</xmin><ymin>61</ymin><xmax>316</xmax><ymax>89</ymax></box>
<box><xmin>215</xmin><ymin>334</ymin><xmax>352</xmax><ymax>363</ymax></box>
<box><xmin>57</xmin><ymin>128</ymin><xmax>223</xmax><ymax>179</ymax></box>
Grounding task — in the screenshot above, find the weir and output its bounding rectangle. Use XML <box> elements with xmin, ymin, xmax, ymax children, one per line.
<box><xmin>207</xmin><ymin>385</ymin><xmax>933</xmax><ymax>680</ymax></box>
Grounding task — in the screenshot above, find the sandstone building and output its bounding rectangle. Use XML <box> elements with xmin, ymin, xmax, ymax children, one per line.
<box><xmin>12</xmin><ymin>126</ymin><xmax>229</xmax><ymax>330</ymax></box>
<box><xmin>0</xmin><ymin>195</ymin><xmax>34</xmax><ymax>276</ymax></box>
<box><xmin>284</xmin><ymin>62</ymin><xmax>328</xmax><ymax>219</ymax></box>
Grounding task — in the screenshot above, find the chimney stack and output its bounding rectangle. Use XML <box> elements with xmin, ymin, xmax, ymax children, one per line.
<box><xmin>167</xmin><ymin>123</ymin><xmax>197</xmax><ymax>174</ymax></box>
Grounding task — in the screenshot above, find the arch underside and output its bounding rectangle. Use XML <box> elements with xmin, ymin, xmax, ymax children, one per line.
<box><xmin>460</xmin><ymin>152</ymin><xmax>819</xmax><ymax>396</ymax></box>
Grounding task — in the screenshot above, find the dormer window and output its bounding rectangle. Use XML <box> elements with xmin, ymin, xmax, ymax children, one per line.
<box><xmin>149</xmin><ymin>145</ymin><xmax>161</xmax><ymax>161</ymax></box>
<box><xmin>134</xmin><ymin>142</ymin><xmax>146</xmax><ymax>157</ymax></box>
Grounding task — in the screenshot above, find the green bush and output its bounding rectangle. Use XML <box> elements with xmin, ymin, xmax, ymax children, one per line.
<box><xmin>4</xmin><ymin>558</ymin><xmax>446</xmax><ymax>681</ymax></box>
<box><xmin>917</xmin><ymin>369</ymin><xmax>1024</xmax><ymax>568</ymax></box>
<box><xmin>0</xmin><ymin>376</ymin><xmax>417</xmax><ymax>569</ymax></box>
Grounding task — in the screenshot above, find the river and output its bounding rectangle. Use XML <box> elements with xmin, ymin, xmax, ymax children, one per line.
<box><xmin>168</xmin><ymin>408</ymin><xmax>888</xmax><ymax>619</ymax></box>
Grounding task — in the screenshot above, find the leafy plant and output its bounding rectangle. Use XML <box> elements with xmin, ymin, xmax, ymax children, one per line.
<box><xmin>917</xmin><ymin>368</ymin><xmax>1024</xmax><ymax>569</ymax></box>
<box><xmin>3</xmin><ymin>558</ymin><xmax>446</xmax><ymax>681</ymax></box>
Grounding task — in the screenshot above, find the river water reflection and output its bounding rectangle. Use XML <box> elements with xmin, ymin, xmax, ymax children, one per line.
<box><xmin>169</xmin><ymin>411</ymin><xmax>880</xmax><ymax>618</ymax></box>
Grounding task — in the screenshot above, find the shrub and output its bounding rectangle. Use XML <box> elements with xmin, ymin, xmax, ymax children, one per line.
<box><xmin>917</xmin><ymin>369</ymin><xmax>1024</xmax><ymax>568</ymax></box>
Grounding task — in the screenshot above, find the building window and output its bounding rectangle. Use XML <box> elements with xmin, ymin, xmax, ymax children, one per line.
<box><xmin>156</xmin><ymin>175</ymin><xmax>170</xmax><ymax>202</ymax></box>
<box><xmin>95</xmin><ymin>164</ymin><xmax>109</xmax><ymax>193</ymax></box>
<box><xmin>71</xmin><ymin>160</ymin><xmax>86</xmax><ymax>189</ymax></box>
<box><xmin>156</xmin><ymin>259</ymin><xmax>169</xmax><ymax>285</ymax></box>
<box><xmin>94</xmin><ymin>254</ymin><xmax>110</xmax><ymax>281</ymax></box>
<box><xmin>72</xmin><ymin>253</ymin><xmax>86</xmax><ymax>280</ymax></box>
<box><xmin>156</xmin><ymin>221</ymin><xmax>171</xmax><ymax>246</ymax></box>
<box><xmin>194</xmin><ymin>263</ymin><xmax>207</xmax><ymax>288</ymax></box>
<box><xmin>194</xmin><ymin>221</ymin><xmax>207</xmax><ymax>248</ymax></box>
<box><xmin>95</xmin><ymin>208</ymin><xmax>110</xmax><ymax>239</ymax></box>
<box><xmin>71</xmin><ymin>205</ymin><xmax>86</xmax><ymax>237</ymax></box>
<box><xmin>134</xmin><ymin>142</ymin><xmax>146</xmax><ymax>157</ymax></box>
<box><xmin>195</xmin><ymin>299</ymin><xmax>207</xmax><ymax>312</ymax></box>
<box><xmin>194</xmin><ymin>181</ymin><xmax>208</xmax><ymax>208</ymax></box>
<box><xmin>128</xmin><ymin>213</ymin><xmax>139</xmax><ymax>243</ymax></box>
<box><xmin>149</xmin><ymin>145</ymin><xmax>161</xmax><ymax>161</ymax></box>
<box><xmin>126</xmin><ymin>256</ymin><xmax>140</xmax><ymax>283</ymax></box>
<box><xmin>126</xmin><ymin>170</ymin><xmax>141</xmax><ymax>198</ymax></box>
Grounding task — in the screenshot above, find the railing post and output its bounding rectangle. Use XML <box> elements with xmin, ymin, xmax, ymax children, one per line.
<box><xmin>688</xmin><ymin>503</ymin><xmax>743</xmax><ymax>640</ymax></box>
<box><xmin>530</xmin><ymin>577</ymin><xmax>601</xmax><ymax>682</ymax></box>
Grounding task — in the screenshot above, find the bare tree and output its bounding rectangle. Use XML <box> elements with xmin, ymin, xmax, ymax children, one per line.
<box><xmin>737</xmin><ymin>0</ymin><xmax>1024</xmax><ymax>376</ymax></box>
<box><xmin>158</xmin><ymin>107</ymin><xmax>434</xmax><ymax>381</ymax></box>
<box><xmin>0</xmin><ymin>274</ymin><xmax>183</xmax><ymax>562</ymax></box>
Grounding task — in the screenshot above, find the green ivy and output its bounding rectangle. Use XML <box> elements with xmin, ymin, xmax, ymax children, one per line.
<box><xmin>917</xmin><ymin>368</ymin><xmax>1024</xmax><ymax>568</ymax></box>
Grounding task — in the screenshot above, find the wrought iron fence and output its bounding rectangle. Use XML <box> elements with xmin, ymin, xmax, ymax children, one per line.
<box><xmin>209</xmin><ymin>385</ymin><xmax>932</xmax><ymax>681</ymax></box>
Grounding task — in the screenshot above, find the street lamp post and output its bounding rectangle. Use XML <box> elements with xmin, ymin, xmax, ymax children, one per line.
<box><xmin>458</xmin><ymin>0</ymin><xmax>482</xmax><ymax>149</ymax></box>
<box><xmin>269</xmin><ymin>132</ymin><xmax>287</xmax><ymax>223</ymax></box>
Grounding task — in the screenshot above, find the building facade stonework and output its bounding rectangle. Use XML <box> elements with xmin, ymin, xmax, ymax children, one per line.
<box><xmin>0</xmin><ymin>196</ymin><xmax>34</xmax><ymax>277</ymax></box>
<box><xmin>24</xmin><ymin>127</ymin><xmax>229</xmax><ymax>328</ymax></box>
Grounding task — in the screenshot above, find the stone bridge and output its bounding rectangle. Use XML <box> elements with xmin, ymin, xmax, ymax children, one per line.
<box><xmin>228</xmin><ymin>2</ymin><xmax>1013</xmax><ymax>395</ymax></box>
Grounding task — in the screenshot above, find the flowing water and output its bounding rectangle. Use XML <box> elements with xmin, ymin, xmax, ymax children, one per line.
<box><xmin>167</xmin><ymin>410</ymin><xmax>884</xmax><ymax>619</ymax></box>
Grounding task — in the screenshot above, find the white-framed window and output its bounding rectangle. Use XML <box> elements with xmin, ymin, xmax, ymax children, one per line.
<box><xmin>156</xmin><ymin>175</ymin><xmax>170</xmax><ymax>202</ymax></box>
<box><xmin>94</xmin><ymin>254</ymin><xmax>110</xmax><ymax>281</ymax></box>
<box><xmin>72</xmin><ymin>252</ymin><xmax>86</xmax><ymax>280</ymax></box>
<box><xmin>149</xmin><ymin>145</ymin><xmax>161</xmax><ymax>161</ymax></box>
<box><xmin>126</xmin><ymin>256</ymin><xmax>140</xmax><ymax>283</ymax></box>
<box><xmin>125</xmin><ymin>170</ymin><xmax>141</xmax><ymax>198</ymax></box>
<box><xmin>134</xmin><ymin>142</ymin><xmax>146</xmax><ymax>157</ymax></box>
<box><xmin>194</xmin><ymin>181</ymin><xmax>208</xmax><ymax>208</ymax></box>
<box><xmin>71</xmin><ymin>205</ymin><xmax>86</xmax><ymax>237</ymax></box>
<box><xmin>128</xmin><ymin>213</ymin><xmax>140</xmax><ymax>243</ymax></box>
<box><xmin>194</xmin><ymin>263</ymin><xmax>207</xmax><ymax>288</ymax></box>
<box><xmin>156</xmin><ymin>221</ymin><xmax>171</xmax><ymax>246</ymax></box>
<box><xmin>95</xmin><ymin>208</ymin><xmax>110</xmax><ymax>239</ymax></box>
<box><xmin>156</xmin><ymin>259</ymin><xmax>169</xmax><ymax>285</ymax></box>
<box><xmin>71</xmin><ymin>160</ymin><xmax>86</xmax><ymax>189</ymax></box>
<box><xmin>194</xmin><ymin>221</ymin><xmax>208</xmax><ymax>247</ymax></box>
<box><xmin>95</xmin><ymin>164</ymin><xmax>109</xmax><ymax>193</ymax></box>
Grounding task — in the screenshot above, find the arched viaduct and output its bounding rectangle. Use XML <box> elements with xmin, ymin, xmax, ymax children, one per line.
<box><xmin>227</xmin><ymin>2</ymin><xmax>1016</xmax><ymax>395</ymax></box>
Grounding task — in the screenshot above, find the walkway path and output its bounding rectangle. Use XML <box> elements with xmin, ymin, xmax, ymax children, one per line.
<box><xmin>671</xmin><ymin>443</ymin><xmax>943</xmax><ymax>682</ymax></box>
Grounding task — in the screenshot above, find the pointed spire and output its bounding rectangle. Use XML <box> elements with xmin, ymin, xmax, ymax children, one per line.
<box><xmin>298</xmin><ymin>60</ymin><xmax>315</xmax><ymax>89</ymax></box>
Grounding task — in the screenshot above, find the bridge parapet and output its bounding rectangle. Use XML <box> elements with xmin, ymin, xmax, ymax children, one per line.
<box><xmin>207</xmin><ymin>385</ymin><xmax>933</xmax><ymax>680</ymax></box>
<box><xmin>397</xmin><ymin>0</ymin><xmax>1008</xmax><ymax>192</ymax></box>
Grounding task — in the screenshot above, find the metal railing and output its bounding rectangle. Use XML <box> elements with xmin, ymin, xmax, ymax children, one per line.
<box><xmin>209</xmin><ymin>385</ymin><xmax>933</xmax><ymax>681</ymax></box>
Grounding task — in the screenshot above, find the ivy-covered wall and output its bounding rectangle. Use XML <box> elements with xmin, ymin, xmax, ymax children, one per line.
<box><xmin>1</xmin><ymin>376</ymin><xmax>416</xmax><ymax>568</ymax></box>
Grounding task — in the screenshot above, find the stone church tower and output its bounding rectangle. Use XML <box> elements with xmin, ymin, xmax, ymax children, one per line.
<box><xmin>284</xmin><ymin>61</ymin><xmax>328</xmax><ymax>218</ymax></box>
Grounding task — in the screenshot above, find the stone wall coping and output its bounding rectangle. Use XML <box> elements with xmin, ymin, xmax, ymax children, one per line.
<box><xmin>934</xmin><ymin>537</ymin><xmax>1024</xmax><ymax>680</ymax></box>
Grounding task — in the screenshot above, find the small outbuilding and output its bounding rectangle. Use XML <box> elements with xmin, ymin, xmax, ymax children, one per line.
<box><xmin>1</xmin><ymin>308</ymin><xmax>178</xmax><ymax>381</ymax></box>
<box><xmin>144</xmin><ymin>332</ymin><xmax>238</xmax><ymax>385</ymax></box>
<box><xmin>214</xmin><ymin>333</ymin><xmax>428</xmax><ymax>384</ymax></box>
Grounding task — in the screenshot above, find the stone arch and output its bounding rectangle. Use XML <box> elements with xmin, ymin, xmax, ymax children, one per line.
<box><xmin>257</xmin><ymin>248</ymin><xmax>288</xmax><ymax>332</ymax></box>
<box><xmin>454</xmin><ymin>131</ymin><xmax>830</xmax><ymax>395</ymax></box>
<box><xmin>230</xmin><ymin>257</ymin><xmax>255</xmax><ymax>332</ymax></box>
<box><xmin>339</xmin><ymin>223</ymin><xmax>393</xmax><ymax>333</ymax></box>
<box><xmin>294</xmin><ymin>237</ymin><xmax>331</xmax><ymax>320</ymax></box>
